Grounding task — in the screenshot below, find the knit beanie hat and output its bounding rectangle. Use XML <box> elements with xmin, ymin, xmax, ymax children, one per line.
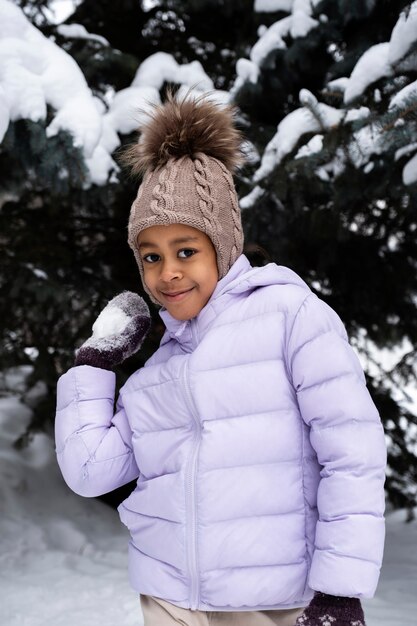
<box><xmin>123</xmin><ymin>91</ymin><xmax>245</xmax><ymax>304</ymax></box>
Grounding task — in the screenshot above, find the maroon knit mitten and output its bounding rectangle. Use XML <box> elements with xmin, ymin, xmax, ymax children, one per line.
<box><xmin>295</xmin><ymin>592</ymin><xmax>366</xmax><ymax>626</ymax></box>
<box><xmin>75</xmin><ymin>292</ymin><xmax>151</xmax><ymax>370</ymax></box>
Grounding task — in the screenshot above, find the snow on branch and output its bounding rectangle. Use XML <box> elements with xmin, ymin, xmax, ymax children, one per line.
<box><xmin>344</xmin><ymin>3</ymin><xmax>417</xmax><ymax>105</ymax></box>
<box><xmin>254</xmin><ymin>89</ymin><xmax>343</xmax><ymax>182</ymax></box>
<box><xmin>403</xmin><ymin>152</ymin><xmax>417</xmax><ymax>186</ymax></box>
<box><xmin>254</xmin><ymin>0</ymin><xmax>293</xmax><ymax>12</ymax></box>
<box><xmin>56</xmin><ymin>24</ymin><xmax>110</xmax><ymax>47</ymax></box>
<box><xmin>0</xmin><ymin>1</ymin><xmax>220</xmax><ymax>186</ymax></box>
<box><xmin>242</xmin><ymin>0</ymin><xmax>320</xmax><ymax>70</ymax></box>
<box><xmin>389</xmin><ymin>1</ymin><xmax>417</xmax><ymax>68</ymax></box>
<box><xmin>344</xmin><ymin>43</ymin><xmax>394</xmax><ymax>106</ymax></box>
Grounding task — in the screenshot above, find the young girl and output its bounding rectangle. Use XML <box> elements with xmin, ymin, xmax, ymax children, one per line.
<box><xmin>55</xmin><ymin>93</ymin><xmax>387</xmax><ymax>626</ymax></box>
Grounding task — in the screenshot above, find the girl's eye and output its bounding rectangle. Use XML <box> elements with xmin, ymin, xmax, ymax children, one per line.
<box><xmin>143</xmin><ymin>253</ymin><xmax>159</xmax><ymax>263</ymax></box>
<box><xmin>178</xmin><ymin>249</ymin><xmax>196</xmax><ymax>259</ymax></box>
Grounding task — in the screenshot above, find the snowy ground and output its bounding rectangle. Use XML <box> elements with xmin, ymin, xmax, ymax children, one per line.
<box><xmin>0</xmin><ymin>368</ymin><xmax>416</xmax><ymax>626</ymax></box>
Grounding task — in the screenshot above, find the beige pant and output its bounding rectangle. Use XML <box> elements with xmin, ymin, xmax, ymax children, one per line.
<box><xmin>140</xmin><ymin>595</ymin><xmax>305</xmax><ymax>626</ymax></box>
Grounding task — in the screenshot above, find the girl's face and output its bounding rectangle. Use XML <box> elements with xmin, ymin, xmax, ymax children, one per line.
<box><xmin>137</xmin><ymin>223</ymin><xmax>219</xmax><ymax>321</ymax></box>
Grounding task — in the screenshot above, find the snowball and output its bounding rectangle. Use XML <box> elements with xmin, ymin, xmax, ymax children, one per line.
<box><xmin>91</xmin><ymin>307</ymin><xmax>131</xmax><ymax>339</ymax></box>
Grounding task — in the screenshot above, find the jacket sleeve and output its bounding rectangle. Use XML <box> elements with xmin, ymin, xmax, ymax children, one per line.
<box><xmin>286</xmin><ymin>293</ymin><xmax>387</xmax><ymax>599</ymax></box>
<box><xmin>55</xmin><ymin>365</ymin><xmax>139</xmax><ymax>497</ymax></box>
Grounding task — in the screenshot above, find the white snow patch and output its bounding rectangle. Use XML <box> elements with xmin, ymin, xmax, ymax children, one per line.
<box><xmin>388</xmin><ymin>1</ymin><xmax>417</xmax><ymax>67</ymax></box>
<box><xmin>315</xmin><ymin>166</ymin><xmax>330</xmax><ymax>181</ymax></box>
<box><xmin>178</xmin><ymin>85</ymin><xmax>231</xmax><ymax>107</ymax></box>
<box><xmin>24</xmin><ymin>380</ymin><xmax>48</xmax><ymax>410</ymax></box>
<box><xmin>403</xmin><ymin>152</ymin><xmax>417</xmax><ymax>186</ymax></box>
<box><xmin>254</xmin><ymin>0</ymin><xmax>293</xmax><ymax>12</ymax></box>
<box><xmin>250</xmin><ymin>16</ymin><xmax>292</xmax><ymax>66</ymax></box>
<box><xmin>132</xmin><ymin>51</ymin><xmax>214</xmax><ymax>92</ymax></box>
<box><xmin>395</xmin><ymin>142</ymin><xmax>417</xmax><ymax>161</ymax></box>
<box><xmin>239</xmin><ymin>185</ymin><xmax>265</xmax><ymax>210</ymax></box>
<box><xmin>344</xmin><ymin>43</ymin><xmax>394</xmax><ymax>105</ymax></box>
<box><xmin>389</xmin><ymin>79</ymin><xmax>417</xmax><ymax>110</ymax></box>
<box><xmin>0</xmin><ymin>380</ymin><xmax>142</xmax><ymax>626</ymax></box>
<box><xmin>250</xmin><ymin>0</ymin><xmax>319</xmax><ymax>68</ymax></box>
<box><xmin>291</xmin><ymin>0</ymin><xmax>319</xmax><ymax>39</ymax></box>
<box><xmin>57</xmin><ymin>23</ymin><xmax>110</xmax><ymax>47</ymax></box>
<box><xmin>142</xmin><ymin>0</ymin><xmax>160</xmax><ymax>11</ymax></box>
<box><xmin>347</xmin><ymin>124</ymin><xmax>384</xmax><ymax>169</ymax></box>
<box><xmin>326</xmin><ymin>77</ymin><xmax>349</xmax><ymax>93</ymax></box>
<box><xmin>254</xmin><ymin>90</ymin><xmax>343</xmax><ymax>181</ymax></box>
<box><xmin>0</xmin><ymin>0</ymin><xmax>103</xmax><ymax>173</ymax></box>
<box><xmin>295</xmin><ymin>133</ymin><xmax>323</xmax><ymax>158</ymax></box>
<box><xmin>241</xmin><ymin>139</ymin><xmax>261</xmax><ymax>165</ymax></box>
<box><xmin>345</xmin><ymin>107</ymin><xmax>371</xmax><ymax>123</ymax></box>
<box><xmin>236</xmin><ymin>58</ymin><xmax>260</xmax><ymax>85</ymax></box>
<box><xmin>353</xmin><ymin>333</ymin><xmax>417</xmax><ymax>422</ymax></box>
<box><xmin>231</xmin><ymin>58</ymin><xmax>260</xmax><ymax>96</ymax></box>
<box><xmin>104</xmin><ymin>85</ymin><xmax>159</xmax><ymax>135</ymax></box>
<box><xmin>44</xmin><ymin>0</ymin><xmax>81</xmax><ymax>25</ymax></box>
<box><xmin>25</xmin><ymin>263</ymin><xmax>48</xmax><ymax>280</ymax></box>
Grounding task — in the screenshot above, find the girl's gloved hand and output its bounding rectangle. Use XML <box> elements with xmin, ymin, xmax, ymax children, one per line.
<box><xmin>295</xmin><ymin>592</ymin><xmax>366</xmax><ymax>626</ymax></box>
<box><xmin>75</xmin><ymin>291</ymin><xmax>151</xmax><ymax>370</ymax></box>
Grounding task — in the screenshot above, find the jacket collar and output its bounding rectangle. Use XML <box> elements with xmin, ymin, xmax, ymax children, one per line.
<box><xmin>158</xmin><ymin>254</ymin><xmax>252</xmax><ymax>350</ymax></box>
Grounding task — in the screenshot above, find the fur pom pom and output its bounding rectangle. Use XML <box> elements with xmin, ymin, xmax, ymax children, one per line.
<box><xmin>121</xmin><ymin>90</ymin><xmax>244</xmax><ymax>176</ymax></box>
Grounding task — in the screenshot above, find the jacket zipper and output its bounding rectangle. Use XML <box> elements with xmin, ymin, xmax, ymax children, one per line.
<box><xmin>183</xmin><ymin>319</ymin><xmax>201</xmax><ymax>610</ymax></box>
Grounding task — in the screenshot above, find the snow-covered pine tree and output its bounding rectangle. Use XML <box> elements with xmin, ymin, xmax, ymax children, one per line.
<box><xmin>235</xmin><ymin>0</ymin><xmax>417</xmax><ymax>516</ymax></box>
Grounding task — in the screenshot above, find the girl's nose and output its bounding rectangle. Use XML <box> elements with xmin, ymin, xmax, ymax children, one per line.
<box><xmin>159</xmin><ymin>259</ymin><xmax>183</xmax><ymax>282</ymax></box>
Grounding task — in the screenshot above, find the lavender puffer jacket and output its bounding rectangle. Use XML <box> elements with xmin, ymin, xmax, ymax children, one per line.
<box><xmin>55</xmin><ymin>255</ymin><xmax>386</xmax><ymax>612</ymax></box>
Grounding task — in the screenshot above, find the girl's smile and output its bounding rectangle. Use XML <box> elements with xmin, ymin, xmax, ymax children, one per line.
<box><xmin>137</xmin><ymin>223</ymin><xmax>219</xmax><ymax>321</ymax></box>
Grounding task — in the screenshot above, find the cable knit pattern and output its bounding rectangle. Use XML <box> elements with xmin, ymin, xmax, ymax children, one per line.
<box><xmin>218</xmin><ymin>159</ymin><xmax>243</xmax><ymax>268</ymax></box>
<box><xmin>127</xmin><ymin>170</ymin><xmax>147</xmax><ymax>242</ymax></box>
<box><xmin>194</xmin><ymin>155</ymin><xmax>216</xmax><ymax>227</ymax></box>
<box><xmin>150</xmin><ymin>159</ymin><xmax>178</xmax><ymax>216</ymax></box>
<box><xmin>193</xmin><ymin>155</ymin><xmax>223</xmax><ymax>259</ymax></box>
